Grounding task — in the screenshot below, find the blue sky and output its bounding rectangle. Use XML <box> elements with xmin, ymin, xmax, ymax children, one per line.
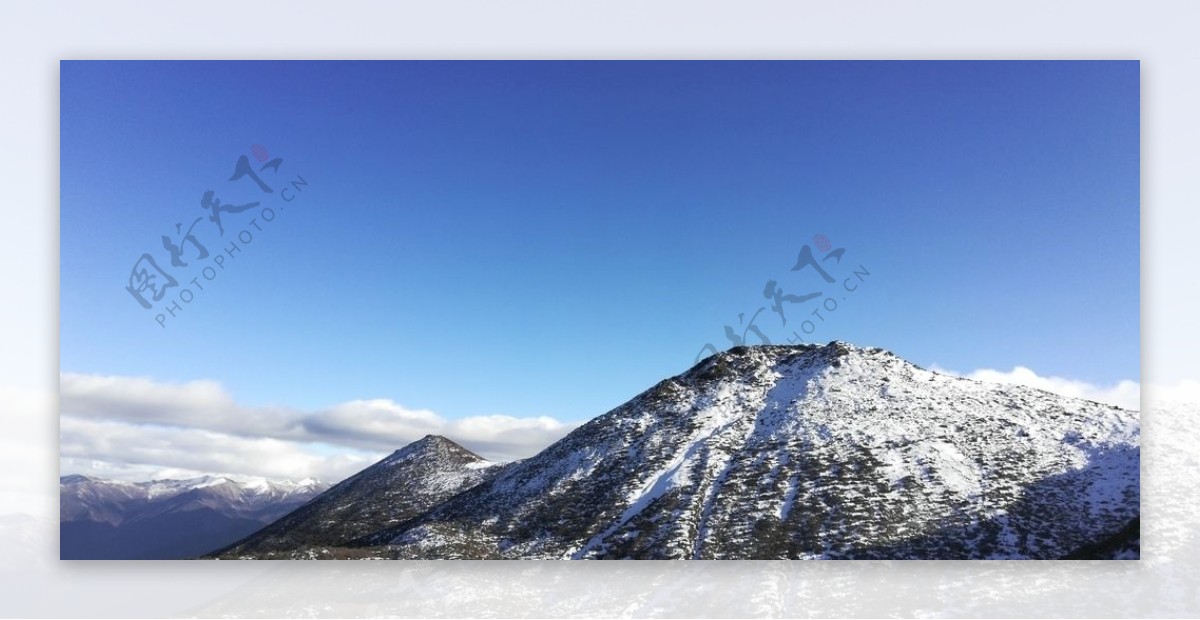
<box><xmin>61</xmin><ymin>61</ymin><xmax>1139</xmax><ymax>425</ymax></box>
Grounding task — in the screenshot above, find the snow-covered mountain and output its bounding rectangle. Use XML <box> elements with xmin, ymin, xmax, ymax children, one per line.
<box><xmin>60</xmin><ymin>474</ymin><xmax>327</xmax><ymax>559</ymax></box>
<box><xmin>334</xmin><ymin>342</ymin><xmax>1136</xmax><ymax>560</ymax></box>
<box><xmin>211</xmin><ymin>435</ymin><xmax>502</xmax><ymax>559</ymax></box>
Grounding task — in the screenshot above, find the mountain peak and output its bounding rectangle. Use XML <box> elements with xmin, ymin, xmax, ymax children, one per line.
<box><xmin>385</xmin><ymin>434</ymin><xmax>487</xmax><ymax>466</ymax></box>
<box><xmin>211</xmin><ymin>434</ymin><xmax>502</xmax><ymax>558</ymax></box>
<box><xmin>716</xmin><ymin>340</ymin><xmax>893</xmax><ymax>362</ymax></box>
<box><xmin>682</xmin><ymin>341</ymin><xmax>901</xmax><ymax>390</ymax></box>
<box><xmin>415</xmin><ymin>433</ymin><xmax>456</xmax><ymax>446</ymax></box>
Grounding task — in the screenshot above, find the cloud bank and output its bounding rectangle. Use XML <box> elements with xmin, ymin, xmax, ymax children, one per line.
<box><xmin>930</xmin><ymin>365</ymin><xmax>1140</xmax><ymax>410</ymax></box>
<box><xmin>60</xmin><ymin>363</ymin><xmax>1143</xmax><ymax>486</ymax></box>
<box><xmin>59</xmin><ymin>373</ymin><xmax>577</xmax><ymax>484</ymax></box>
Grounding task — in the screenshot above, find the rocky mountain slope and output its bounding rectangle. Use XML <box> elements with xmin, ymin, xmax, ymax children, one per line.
<box><xmin>211</xmin><ymin>435</ymin><xmax>502</xmax><ymax>559</ymax></box>
<box><xmin>341</xmin><ymin>342</ymin><xmax>1138</xmax><ymax>559</ymax></box>
<box><xmin>60</xmin><ymin>474</ymin><xmax>327</xmax><ymax>559</ymax></box>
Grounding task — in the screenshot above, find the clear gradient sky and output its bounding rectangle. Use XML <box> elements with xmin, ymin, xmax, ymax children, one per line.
<box><xmin>61</xmin><ymin>61</ymin><xmax>1139</xmax><ymax>425</ymax></box>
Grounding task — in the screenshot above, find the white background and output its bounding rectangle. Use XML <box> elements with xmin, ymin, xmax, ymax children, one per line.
<box><xmin>1</xmin><ymin>1</ymin><xmax>1197</xmax><ymax>617</ymax></box>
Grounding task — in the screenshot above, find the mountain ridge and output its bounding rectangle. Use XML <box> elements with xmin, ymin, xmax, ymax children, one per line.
<box><xmin>339</xmin><ymin>342</ymin><xmax>1137</xmax><ymax>559</ymax></box>
<box><xmin>60</xmin><ymin>473</ymin><xmax>328</xmax><ymax>559</ymax></box>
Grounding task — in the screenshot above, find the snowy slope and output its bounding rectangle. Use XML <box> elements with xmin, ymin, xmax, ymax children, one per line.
<box><xmin>352</xmin><ymin>342</ymin><xmax>1137</xmax><ymax>559</ymax></box>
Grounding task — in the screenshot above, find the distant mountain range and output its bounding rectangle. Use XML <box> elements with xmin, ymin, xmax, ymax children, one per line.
<box><xmin>60</xmin><ymin>474</ymin><xmax>327</xmax><ymax>559</ymax></box>
<box><xmin>204</xmin><ymin>342</ymin><xmax>1139</xmax><ymax>560</ymax></box>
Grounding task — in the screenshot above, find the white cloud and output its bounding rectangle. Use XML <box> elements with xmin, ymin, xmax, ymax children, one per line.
<box><xmin>302</xmin><ymin>399</ymin><xmax>445</xmax><ymax>448</ymax></box>
<box><xmin>58</xmin><ymin>373</ymin><xmax>578</xmax><ymax>483</ymax></box>
<box><xmin>56</xmin><ymin>365</ymin><xmax>1148</xmax><ymax>486</ymax></box>
<box><xmin>931</xmin><ymin>365</ymin><xmax>1140</xmax><ymax>410</ymax></box>
<box><xmin>60</xmin><ymin>373</ymin><xmax>306</xmax><ymax>440</ymax></box>
<box><xmin>446</xmin><ymin>415</ymin><xmax>572</xmax><ymax>461</ymax></box>
<box><xmin>59</xmin><ymin>416</ymin><xmax>381</xmax><ymax>483</ymax></box>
